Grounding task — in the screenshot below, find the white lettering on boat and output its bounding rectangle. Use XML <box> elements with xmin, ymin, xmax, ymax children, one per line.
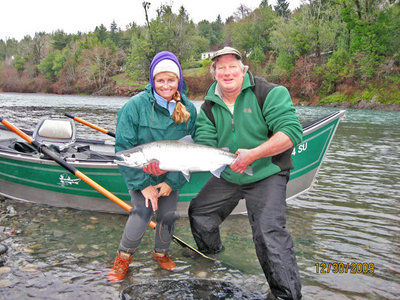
<box><xmin>59</xmin><ymin>174</ymin><xmax>81</xmax><ymax>186</ymax></box>
<box><xmin>298</xmin><ymin>142</ymin><xmax>308</xmax><ymax>153</ymax></box>
<box><xmin>292</xmin><ymin>142</ymin><xmax>308</xmax><ymax>156</ymax></box>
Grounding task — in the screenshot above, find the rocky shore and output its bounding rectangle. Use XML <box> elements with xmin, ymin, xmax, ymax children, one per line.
<box><xmin>323</xmin><ymin>99</ymin><xmax>400</xmax><ymax>111</ymax></box>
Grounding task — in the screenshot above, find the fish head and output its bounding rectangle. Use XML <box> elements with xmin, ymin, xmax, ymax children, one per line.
<box><xmin>116</xmin><ymin>148</ymin><xmax>147</xmax><ymax>168</ymax></box>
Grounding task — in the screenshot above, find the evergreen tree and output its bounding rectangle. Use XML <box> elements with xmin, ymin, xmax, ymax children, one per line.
<box><xmin>0</xmin><ymin>38</ymin><xmax>18</xmax><ymax>61</ymax></box>
<box><xmin>259</xmin><ymin>0</ymin><xmax>269</xmax><ymax>8</ymax></box>
<box><xmin>94</xmin><ymin>24</ymin><xmax>108</xmax><ymax>43</ymax></box>
<box><xmin>197</xmin><ymin>17</ymin><xmax>223</xmax><ymax>48</ymax></box>
<box><xmin>110</xmin><ymin>20</ymin><xmax>122</xmax><ymax>46</ymax></box>
<box><xmin>51</xmin><ymin>30</ymin><xmax>71</xmax><ymax>50</ymax></box>
<box><xmin>274</xmin><ymin>0</ymin><xmax>290</xmax><ymax>18</ymax></box>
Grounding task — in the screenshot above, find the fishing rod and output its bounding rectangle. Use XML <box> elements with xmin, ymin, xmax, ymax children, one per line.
<box><xmin>65</xmin><ymin>113</ymin><xmax>115</xmax><ymax>137</ymax></box>
<box><xmin>0</xmin><ymin>117</ymin><xmax>215</xmax><ymax>261</ymax></box>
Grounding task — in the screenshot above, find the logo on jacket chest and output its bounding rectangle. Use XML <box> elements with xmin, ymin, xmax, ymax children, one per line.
<box><xmin>243</xmin><ymin>108</ymin><xmax>252</xmax><ymax>113</ymax></box>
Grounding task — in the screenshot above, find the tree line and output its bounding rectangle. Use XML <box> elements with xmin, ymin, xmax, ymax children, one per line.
<box><xmin>0</xmin><ymin>0</ymin><xmax>399</xmax><ymax>105</ymax></box>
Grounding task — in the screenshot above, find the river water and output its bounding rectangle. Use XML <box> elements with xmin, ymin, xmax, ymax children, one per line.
<box><xmin>0</xmin><ymin>92</ymin><xmax>399</xmax><ymax>299</ymax></box>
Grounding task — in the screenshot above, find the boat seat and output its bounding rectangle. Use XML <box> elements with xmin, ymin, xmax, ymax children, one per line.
<box><xmin>33</xmin><ymin>118</ymin><xmax>76</xmax><ymax>146</ymax></box>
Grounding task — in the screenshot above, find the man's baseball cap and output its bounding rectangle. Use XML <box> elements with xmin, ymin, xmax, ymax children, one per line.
<box><xmin>211</xmin><ymin>47</ymin><xmax>242</xmax><ymax>61</ymax></box>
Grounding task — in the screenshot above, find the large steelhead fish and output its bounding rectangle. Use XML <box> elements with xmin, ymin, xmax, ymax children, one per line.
<box><xmin>115</xmin><ymin>135</ymin><xmax>253</xmax><ymax>181</ymax></box>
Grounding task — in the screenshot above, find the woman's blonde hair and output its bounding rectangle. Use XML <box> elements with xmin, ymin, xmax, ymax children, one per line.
<box><xmin>172</xmin><ymin>90</ymin><xmax>190</xmax><ymax>123</ymax></box>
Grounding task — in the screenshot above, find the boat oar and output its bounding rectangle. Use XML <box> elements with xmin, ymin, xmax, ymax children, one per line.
<box><xmin>65</xmin><ymin>113</ymin><xmax>115</xmax><ymax>137</ymax></box>
<box><xmin>0</xmin><ymin>117</ymin><xmax>215</xmax><ymax>261</ymax></box>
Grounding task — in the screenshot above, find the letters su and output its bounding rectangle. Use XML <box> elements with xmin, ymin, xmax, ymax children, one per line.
<box><xmin>292</xmin><ymin>142</ymin><xmax>308</xmax><ymax>156</ymax></box>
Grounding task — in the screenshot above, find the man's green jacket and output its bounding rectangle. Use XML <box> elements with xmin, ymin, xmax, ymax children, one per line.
<box><xmin>195</xmin><ymin>72</ymin><xmax>303</xmax><ymax>185</ymax></box>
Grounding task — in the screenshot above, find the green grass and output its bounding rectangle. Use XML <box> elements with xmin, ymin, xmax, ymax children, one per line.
<box><xmin>319</xmin><ymin>81</ymin><xmax>400</xmax><ymax>106</ymax></box>
<box><xmin>111</xmin><ymin>73</ymin><xmax>147</xmax><ymax>89</ymax></box>
<box><xmin>183</xmin><ymin>67</ymin><xmax>208</xmax><ymax>77</ymax></box>
<box><xmin>318</xmin><ymin>93</ymin><xmax>350</xmax><ymax>105</ymax></box>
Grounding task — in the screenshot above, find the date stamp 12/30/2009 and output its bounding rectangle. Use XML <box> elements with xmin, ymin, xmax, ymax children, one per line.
<box><xmin>315</xmin><ymin>262</ymin><xmax>375</xmax><ymax>274</ymax></box>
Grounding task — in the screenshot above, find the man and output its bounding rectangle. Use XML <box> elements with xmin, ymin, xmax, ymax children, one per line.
<box><xmin>189</xmin><ymin>47</ymin><xmax>303</xmax><ymax>299</ymax></box>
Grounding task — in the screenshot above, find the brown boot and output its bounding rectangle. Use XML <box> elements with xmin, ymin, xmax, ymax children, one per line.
<box><xmin>107</xmin><ymin>251</ymin><xmax>133</xmax><ymax>282</ymax></box>
<box><xmin>153</xmin><ymin>251</ymin><xmax>176</xmax><ymax>271</ymax></box>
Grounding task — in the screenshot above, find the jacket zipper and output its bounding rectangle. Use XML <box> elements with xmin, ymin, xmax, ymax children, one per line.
<box><xmin>229</xmin><ymin>109</ymin><xmax>242</xmax><ymax>184</ymax></box>
<box><xmin>213</xmin><ymin>98</ymin><xmax>241</xmax><ymax>182</ymax></box>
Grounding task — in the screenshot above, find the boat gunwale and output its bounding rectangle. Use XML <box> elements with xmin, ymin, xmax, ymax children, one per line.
<box><xmin>302</xmin><ymin>110</ymin><xmax>345</xmax><ymax>135</ymax></box>
<box><xmin>0</xmin><ymin>151</ymin><xmax>118</xmax><ymax>168</ymax></box>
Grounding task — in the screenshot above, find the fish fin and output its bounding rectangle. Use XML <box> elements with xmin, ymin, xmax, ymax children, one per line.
<box><xmin>244</xmin><ymin>166</ymin><xmax>253</xmax><ymax>176</ymax></box>
<box><xmin>211</xmin><ymin>165</ymin><xmax>226</xmax><ymax>178</ymax></box>
<box><xmin>181</xmin><ymin>170</ymin><xmax>191</xmax><ymax>181</ymax></box>
<box><xmin>178</xmin><ymin>135</ymin><xmax>194</xmax><ymax>144</ymax></box>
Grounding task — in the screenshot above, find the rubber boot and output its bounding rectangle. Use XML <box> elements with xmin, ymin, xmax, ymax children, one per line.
<box><xmin>107</xmin><ymin>251</ymin><xmax>133</xmax><ymax>282</ymax></box>
<box><xmin>153</xmin><ymin>251</ymin><xmax>176</xmax><ymax>271</ymax></box>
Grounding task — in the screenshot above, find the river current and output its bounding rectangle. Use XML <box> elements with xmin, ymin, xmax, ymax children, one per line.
<box><xmin>0</xmin><ymin>93</ymin><xmax>399</xmax><ymax>299</ymax></box>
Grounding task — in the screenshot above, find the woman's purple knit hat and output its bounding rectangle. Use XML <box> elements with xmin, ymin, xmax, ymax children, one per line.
<box><xmin>149</xmin><ymin>51</ymin><xmax>183</xmax><ymax>92</ymax></box>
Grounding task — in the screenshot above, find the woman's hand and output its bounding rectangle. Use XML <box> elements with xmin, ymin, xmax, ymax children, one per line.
<box><xmin>141</xmin><ymin>185</ymin><xmax>159</xmax><ymax>211</ymax></box>
<box><xmin>142</xmin><ymin>161</ymin><xmax>167</xmax><ymax>176</ymax></box>
<box><xmin>154</xmin><ymin>182</ymin><xmax>172</xmax><ymax>197</ymax></box>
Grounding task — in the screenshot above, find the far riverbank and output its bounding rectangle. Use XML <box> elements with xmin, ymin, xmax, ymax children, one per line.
<box><xmin>72</xmin><ymin>74</ymin><xmax>400</xmax><ymax>112</ymax></box>
<box><xmin>1</xmin><ymin>79</ymin><xmax>399</xmax><ymax>111</ymax></box>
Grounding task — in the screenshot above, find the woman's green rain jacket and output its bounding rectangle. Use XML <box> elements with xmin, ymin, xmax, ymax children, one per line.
<box><xmin>115</xmin><ymin>84</ymin><xmax>197</xmax><ymax>191</ymax></box>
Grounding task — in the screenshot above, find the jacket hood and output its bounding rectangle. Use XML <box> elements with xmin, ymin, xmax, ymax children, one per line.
<box><xmin>149</xmin><ymin>51</ymin><xmax>184</xmax><ymax>93</ymax></box>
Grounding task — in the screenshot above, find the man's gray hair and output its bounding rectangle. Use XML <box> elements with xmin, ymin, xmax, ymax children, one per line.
<box><xmin>210</xmin><ymin>56</ymin><xmax>248</xmax><ymax>77</ymax></box>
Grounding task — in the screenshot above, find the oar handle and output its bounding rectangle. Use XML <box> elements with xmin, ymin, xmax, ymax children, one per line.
<box><xmin>65</xmin><ymin>113</ymin><xmax>116</xmax><ymax>137</ymax></box>
<box><xmin>1</xmin><ymin>118</ymin><xmax>39</xmax><ymax>147</ymax></box>
<box><xmin>0</xmin><ymin>117</ymin><xmax>130</xmax><ymax>212</ymax></box>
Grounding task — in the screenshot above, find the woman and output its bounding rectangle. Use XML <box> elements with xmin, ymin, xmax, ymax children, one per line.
<box><xmin>107</xmin><ymin>51</ymin><xmax>197</xmax><ymax>282</ymax></box>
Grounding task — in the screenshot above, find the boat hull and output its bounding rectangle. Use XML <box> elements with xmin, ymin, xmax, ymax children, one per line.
<box><xmin>0</xmin><ymin>110</ymin><xmax>345</xmax><ymax>216</ymax></box>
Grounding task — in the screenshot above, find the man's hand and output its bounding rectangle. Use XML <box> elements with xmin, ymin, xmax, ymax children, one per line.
<box><xmin>154</xmin><ymin>182</ymin><xmax>172</xmax><ymax>197</ymax></box>
<box><xmin>142</xmin><ymin>161</ymin><xmax>167</xmax><ymax>176</ymax></box>
<box><xmin>230</xmin><ymin>148</ymin><xmax>256</xmax><ymax>174</ymax></box>
<box><xmin>230</xmin><ymin>132</ymin><xmax>294</xmax><ymax>174</ymax></box>
<box><xmin>141</xmin><ymin>185</ymin><xmax>159</xmax><ymax>211</ymax></box>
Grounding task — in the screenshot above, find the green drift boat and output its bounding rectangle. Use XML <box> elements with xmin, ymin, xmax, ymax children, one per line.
<box><xmin>0</xmin><ymin>110</ymin><xmax>345</xmax><ymax>216</ymax></box>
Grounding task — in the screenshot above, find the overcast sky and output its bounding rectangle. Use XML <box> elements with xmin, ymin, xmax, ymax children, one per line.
<box><xmin>1</xmin><ymin>0</ymin><xmax>302</xmax><ymax>41</ymax></box>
